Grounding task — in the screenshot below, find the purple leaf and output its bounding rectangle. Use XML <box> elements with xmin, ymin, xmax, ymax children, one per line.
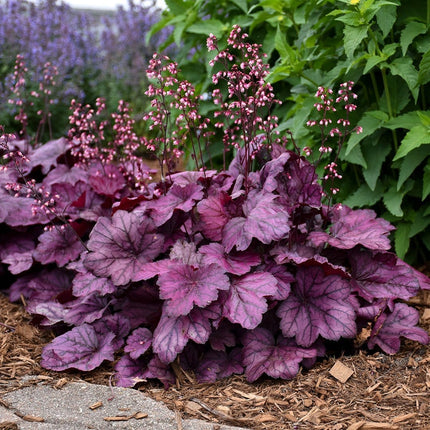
<box><xmin>222</xmin><ymin>191</ymin><xmax>290</xmax><ymax>252</ymax></box>
<box><xmin>72</xmin><ymin>270</ymin><xmax>116</xmax><ymax>297</ymax></box>
<box><xmin>143</xmin><ymin>355</ymin><xmax>175</xmax><ymax>388</ymax></box>
<box><xmin>93</xmin><ymin>314</ymin><xmax>131</xmax><ymax>350</ymax></box>
<box><xmin>309</xmin><ymin>205</ymin><xmax>395</xmax><ymax>251</ymax></box>
<box><xmin>263</xmin><ymin>263</ymin><xmax>294</xmax><ymax>300</ymax></box>
<box><xmin>84</xmin><ymin>210</ymin><xmax>163</xmax><ymax>285</ymax></box>
<box><xmin>26</xmin><ymin>301</ymin><xmax>67</xmax><ymax>326</ymax></box>
<box><xmin>43</xmin><ymin>165</ymin><xmax>88</xmax><ymax>187</ymax></box>
<box><xmin>124</xmin><ymin>328</ymin><xmax>153</xmax><ymax>359</ymax></box>
<box><xmin>2</xmin><ymin>251</ymin><xmax>33</xmax><ymax>274</ymax></box>
<box><xmin>197</xmin><ymin>192</ymin><xmax>232</xmax><ymax>241</ymax></box>
<box><xmin>242</xmin><ymin>328</ymin><xmax>318</xmax><ymax>382</ymax></box>
<box><xmin>170</xmin><ymin>240</ymin><xmax>202</xmax><ymax>266</ymax></box>
<box><xmin>1</xmin><ymin>194</ymin><xmax>52</xmax><ymax>226</ymax></box>
<box><xmin>157</xmin><ymin>262</ymin><xmax>229</xmax><ymax>317</ymax></box>
<box><xmin>200</xmin><ymin>243</ymin><xmax>261</xmax><ymax>275</ymax></box>
<box><xmin>148</xmin><ymin>183</ymin><xmax>203</xmax><ymax>226</ymax></box>
<box><xmin>0</xmin><ymin>233</ymin><xmax>35</xmax><ymax>274</ymax></box>
<box><xmin>114</xmin><ymin>354</ymin><xmax>147</xmax><ymax>387</ymax></box>
<box><xmin>277</xmin><ymin>266</ymin><xmax>356</xmax><ymax>346</ymax></box>
<box><xmin>368</xmin><ymin>303</ymin><xmax>429</xmax><ymax>354</ymax></box>
<box><xmin>223</xmin><ymin>272</ymin><xmax>278</xmax><ymax>329</ymax></box>
<box><xmin>88</xmin><ymin>163</ymin><xmax>126</xmax><ymax>197</ymax></box>
<box><xmin>41</xmin><ymin>324</ymin><xmax>115</xmax><ymax>371</ymax></box>
<box><xmin>350</xmin><ymin>249</ymin><xmax>423</xmax><ymax>301</ymax></box>
<box><xmin>29</xmin><ymin>138</ymin><xmax>70</xmax><ymax>174</ymax></box>
<box><xmin>64</xmin><ymin>294</ymin><xmax>112</xmax><ymax>325</ymax></box>
<box><xmin>196</xmin><ymin>349</ymin><xmax>243</xmax><ymax>383</ymax></box>
<box><xmin>209</xmin><ymin>323</ymin><xmax>236</xmax><ymax>351</ymax></box>
<box><xmin>33</xmin><ymin>226</ymin><xmax>84</xmax><ymax>267</ymax></box>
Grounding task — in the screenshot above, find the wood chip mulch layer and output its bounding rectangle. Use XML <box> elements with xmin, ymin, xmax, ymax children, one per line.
<box><xmin>1</xmin><ymin>288</ymin><xmax>430</xmax><ymax>430</ymax></box>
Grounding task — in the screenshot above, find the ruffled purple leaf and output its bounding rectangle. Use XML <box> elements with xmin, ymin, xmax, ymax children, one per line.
<box><xmin>33</xmin><ymin>226</ymin><xmax>84</xmax><ymax>267</ymax></box>
<box><xmin>309</xmin><ymin>205</ymin><xmax>395</xmax><ymax>251</ymax></box>
<box><xmin>84</xmin><ymin>210</ymin><xmax>163</xmax><ymax>286</ymax></box>
<box><xmin>9</xmin><ymin>268</ymin><xmax>72</xmax><ymax>303</ymax></box>
<box><xmin>0</xmin><ymin>235</ymin><xmax>35</xmax><ymax>274</ymax></box>
<box><xmin>197</xmin><ymin>192</ymin><xmax>232</xmax><ymax>241</ymax></box>
<box><xmin>367</xmin><ymin>303</ymin><xmax>429</xmax><ymax>354</ymax></box>
<box><xmin>277</xmin><ymin>266</ymin><xmax>356</xmax><ymax>347</ymax></box>
<box><xmin>88</xmin><ymin>163</ymin><xmax>126</xmax><ymax>197</ymax></box>
<box><xmin>26</xmin><ymin>301</ymin><xmax>67</xmax><ymax>326</ymax></box>
<box><xmin>43</xmin><ymin>165</ymin><xmax>88</xmax><ymax>187</ymax></box>
<box><xmin>1</xmin><ymin>194</ymin><xmax>52</xmax><ymax>226</ymax></box>
<box><xmin>148</xmin><ymin>183</ymin><xmax>203</xmax><ymax>226</ymax></box>
<box><xmin>29</xmin><ymin>138</ymin><xmax>70</xmax><ymax>174</ymax></box>
<box><xmin>350</xmin><ymin>249</ymin><xmax>423</xmax><ymax>301</ymax></box>
<box><xmin>124</xmin><ymin>327</ymin><xmax>153</xmax><ymax>359</ymax></box>
<box><xmin>262</xmin><ymin>263</ymin><xmax>295</xmax><ymax>300</ymax></box>
<box><xmin>223</xmin><ymin>272</ymin><xmax>278</xmax><ymax>329</ymax></box>
<box><xmin>242</xmin><ymin>328</ymin><xmax>318</xmax><ymax>382</ymax></box>
<box><xmin>72</xmin><ymin>270</ymin><xmax>116</xmax><ymax>297</ymax></box>
<box><xmin>114</xmin><ymin>354</ymin><xmax>147</xmax><ymax>387</ymax></box>
<box><xmin>196</xmin><ymin>348</ymin><xmax>243</xmax><ymax>383</ymax></box>
<box><xmin>2</xmin><ymin>250</ymin><xmax>33</xmax><ymax>274</ymax></box>
<box><xmin>170</xmin><ymin>240</ymin><xmax>202</xmax><ymax>266</ymax></box>
<box><xmin>223</xmin><ymin>191</ymin><xmax>290</xmax><ymax>252</ymax></box>
<box><xmin>157</xmin><ymin>262</ymin><xmax>229</xmax><ymax>317</ymax></box>
<box><xmin>64</xmin><ymin>294</ymin><xmax>112</xmax><ymax>325</ymax></box>
<box><xmin>209</xmin><ymin>323</ymin><xmax>236</xmax><ymax>351</ymax></box>
<box><xmin>143</xmin><ymin>355</ymin><xmax>175</xmax><ymax>388</ymax></box>
<box><xmin>93</xmin><ymin>314</ymin><xmax>131</xmax><ymax>350</ymax></box>
<box><xmin>200</xmin><ymin>243</ymin><xmax>261</xmax><ymax>275</ymax></box>
<box><xmin>41</xmin><ymin>324</ymin><xmax>115</xmax><ymax>371</ymax></box>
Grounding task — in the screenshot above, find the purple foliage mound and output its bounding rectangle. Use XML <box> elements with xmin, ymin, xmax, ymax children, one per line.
<box><xmin>1</xmin><ymin>26</ymin><xmax>429</xmax><ymax>388</ymax></box>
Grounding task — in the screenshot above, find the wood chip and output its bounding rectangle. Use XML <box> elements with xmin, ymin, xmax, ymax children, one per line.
<box><xmin>22</xmin><ymin>415</ymin><xmax>44</xmax><ymax>422</ymax></box>
<box><xmin>89</xmin><ymin>401</ymin><xmax>103</xmax><ymax>410</ymax></box>
<box><xmin>185</xmin><ymin>400</ymin><xmax>202</xmax><ymax>413</ymax></box>
<box><xmin>255</xmin><ymin>413</ymin><xmax>278</xmax><ymax>423</ymax></box>
<box><xmin>134</xmin><ymin>412</ymin><xmax>148</xmax><ymax>419</ymax></box>
<box><xmin>392</xmin><ymin>413</ymin><xmax>417</xmax><ymax>423</ymax></box>
<box><xmin>329</xmin><ymin>361</ymin><xmax>354</xmax><ymax>383</ymax></box>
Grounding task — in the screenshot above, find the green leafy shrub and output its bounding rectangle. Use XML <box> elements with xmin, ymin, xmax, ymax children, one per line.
<box><xmin>150</xmin><ymin>0</ymin><xmax>430</xmax><ymax>265</ymax></box>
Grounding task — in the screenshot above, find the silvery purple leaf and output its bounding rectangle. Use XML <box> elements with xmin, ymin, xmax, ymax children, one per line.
<box><xmin>157</xmin><ymin>261</ymin><xmax>229</xmax><ymax>317</ymax></box>
<box><xmin>222</xmin><ymin>191</ymin><xmax>290</xmax><ymax>252</ymax></box>
<box><xmin>84</xmin><ymin>210</ymin><xmax>163</xmax><ymax>285</ymax></box>
<box><xmin>350</xmin><ymin>249</ymin><xmax>423</xmax><ymax>301</ymax></box>
<box><xmin>33</xmin><ymin>226</ymin><xmax>84</xmax><ymax>267</ymax></box>
<box><xmin>200</xmin><ymin>242</ymin><xmax>261</xmax><ymax>275</ymax></box>
<box><xmin>242</xmin><ymin>328</ymin><xmax>318</xmax><ymax>382</ymax></box>
<box><xmin>262</xmin><ymin>263</ymin><xmax>294</xmax><ymax>300</ymax></box>
<box><xmin>277</xmin><ymin>266</ymin><xmax>356</xmax><ymax>346</ymax></box>
<box><xmin>169</xmin><ymin>169</ymin><xmax>217</xmax><ymax>185</ymax></box>
<box><xmin>196</xmin><ymin>349</ymin><xmax>243</xmax><ymax>383</ymax></box>
<box><xmin>41</xmin><ymin>324</ymin><xmax>115</xmax><ymax>371</ymax></box>
<box><xmin>93</xmin><ymin>314</ymin><xmax>131</xmax><ymax>350</ymax></box>
<box><xmin>26</xmin><ymin>301</ymin><xmax>66</xmax><ymax>326</ymax></box>
<box><xmin>114</xmin><ymin>354</ymin><xmax>147</xmax><ymax>388</ymax></box>
<box><xmin>308</xmin><ymin>204</ymin><xmax>395</xmax><ymax>251</ymax></box>
<box><xmin>148</xmin><ymin>183</ymin><xmax>203</xmax><ymax>226</ymax></box>
<box><xmin>64</xmin><ymin>294</ymin><xmax>111</xmax><ymax>325</ymax></box>
<box><xmin>72</xmin><ymin>270</ymin><xmax>116</xmax><ymax>297</ymax></box>
<box><xmin>197</xmin><ymin>192</ymin><xmax>231</xmax><ymax>241</ymax></box>
<box><xmin>9</xmin><ymin>269</ymin><xmax>72</xmax><ymax>303</ymax></box>
<box><xmin>223</xmin><ymin>272</ymin><xmax>278</xmax><ymax>329</ymax></box>
<box><xmin>209</xmin><ymin>323</ymin><xmax>236</xmax><ymax>351</ymax></box>
<box><xmin>124</xmin><ymin>327</ymin><xmax>153</xmax><ymax>359</ymax></box>
<box><xmin>170</xmin><ymin>240</ymin><xmax>202</xmax><ymax>266</ymax></box>
<box><xmin>2</xmin><ymin>251</ymin><xmax>33</xmax><ymax>274</ymax></box>
<box><xmin>1</xmin><ymin>194</ymin><xmax>52</xmax><ymax>226</ymax></box>
<box><xmin>29</xmin><ymin>138</ymin><xmax>70</xmax><ymax>174</ymax></box>
<box><xmin>43</xmin><ymin>165</ymin><xmax>88</xmax><ymax>187</ymax></box>
<box><xmin>367</xmin><ymin>303</ymin><xmax>429</xmax><ymax>354</ymax></box>
<box><xmin>0</xmin><ymin>231</ymin><xmax>35</xmax><ymax>273</ymax></box>
<box><xmin>88</xmin><ymin>163</ymin><xmax>126</xmax><ymax>197</ymax></box>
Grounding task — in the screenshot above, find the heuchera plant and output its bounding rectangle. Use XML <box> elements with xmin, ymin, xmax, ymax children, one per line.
<box><xmin>1</xmin><ymin>26</ymin><xmax>429</xmax><ymax>388</ymax></box>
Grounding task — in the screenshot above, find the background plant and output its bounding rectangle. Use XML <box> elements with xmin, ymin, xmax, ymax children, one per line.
<box><xmin>150</xmin><ymin>0</ymin><xmax>430</xmax><ymax>265</ymax></box>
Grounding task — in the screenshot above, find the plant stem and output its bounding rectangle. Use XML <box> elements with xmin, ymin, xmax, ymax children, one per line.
<box><xmin>381</xmin><ymin>67</ymin><xmax>399</xmax><ymax>151</ymax></box>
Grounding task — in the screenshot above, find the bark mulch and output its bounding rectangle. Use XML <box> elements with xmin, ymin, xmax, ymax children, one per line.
<box><xmin>1</xmin><ymin>288</ymin><xmax>430</xmax><ymax>430</ymax></box>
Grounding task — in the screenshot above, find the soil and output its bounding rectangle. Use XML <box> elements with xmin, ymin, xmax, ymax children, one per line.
<box><xmin>1</xmin><ymin>284</ymin><xmax>430</xmax><ymax>430</ymax></box>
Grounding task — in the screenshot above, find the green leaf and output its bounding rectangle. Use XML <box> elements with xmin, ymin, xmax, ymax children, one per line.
<box><xmin>423</xmin><ymin>161</ymin><xmax>430</xmax><ymax>200</ymax></box>
<box><xmin>187</xmin><ymin>19</ymin><xmax>225</xmax><ymax>37</ymax></box>
<box><xmin>418</xmin><ymin>50</ymin><xmax>430</xmax><ymax>85</ymax></box>
<box><xmin>397</xmin><ymin>146</ymin><xmax>430</xmax><ymax>190</ymax></box>
<box><xmin>384</xmin><ymin>111</ymin><xmax>421</xmax><ymax>130</ymax></box>
<box><xmin>383</xmin><ymin>186</ymin><xmax>404</xmax><ymax>216</ymax></box>
<box><xmin>400</xmin><ymin>21</ymin><xmax>427</xmax><ymax>56</ymax></box>
<box><xmin>363</xmin><ymin>55</ymin><xmax>385</xmax><ymax>74</ymax></box>
<box><xmin>165</xmin><ymin>0</ymin><xmax>193</xmax><ymax>15</ymax></box>
<box><xmin>343</xmin><ymin>25</ymin><xmax>368</xmax><ymax>58</ymax></box>
<box><xmin>346</xmin><ymin>111</ymin><xmax>389</xmax><ymax>155</ymax></box>
<box><xmin>408</xmin><ymin>208</ymin><xmax>430</xmax><ymax>237</ymax></box>
<box><xmin>418</xmin><ymin>111</ymin><xmax>430</xmax><ymax>127</ymax></box>
<box><xmin>393</xmin><ymin>125</ymin><xmax>430</xmax><ymax>160</ymax></box>
<box><xmin>362</xmin><ymin>138</ymin><xmax>391</xmax><ymax>190</ymax></box>
<box><xmin>259</xmin><ymin>0</ymin><xmax>285</xmax><ymax>13</ymax></box>
<box><xmin>341</xmin><ymin>143</ymin><xmax>367</xmax><ymax>168</ymax></box>
<box><xmin>394</xmin><ymin>222</ymin><xmax>411</xmax><ymax>259</ymax></box>
<box><xmin>376</xmin><ymin>4</ymin><xmax>397</xmax><ymax>38</ymax></box>
<box><xmin>388</xmin><ymin>57</ymin><xmax>419</xmax><ymax>102</ymax></box>
<box><xmin>343</xmin><ymin>182</ymin><xmax>384</xmax><ymax>208</ymax></box>
<box><xmin>275</xmin><ymin>25</ymin><xmax>296</xmax><ymax>61</ymax></box>
<box><xmin>231</xmin><ymin>0</ymin><xmax>248</xmax><ymax>13</ymax></box>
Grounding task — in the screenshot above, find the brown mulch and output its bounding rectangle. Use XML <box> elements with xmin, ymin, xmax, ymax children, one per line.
<box><xmin>1</xmin><ymin>290</ymin><xmax>430</xmax><ymax>430</ymax></box>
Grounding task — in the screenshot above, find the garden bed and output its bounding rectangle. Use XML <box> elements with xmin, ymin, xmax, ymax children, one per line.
<box><xmin>1</xmin><ymin>288</ymin><xmax>430</xmax><ymax>430</ymax></box>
